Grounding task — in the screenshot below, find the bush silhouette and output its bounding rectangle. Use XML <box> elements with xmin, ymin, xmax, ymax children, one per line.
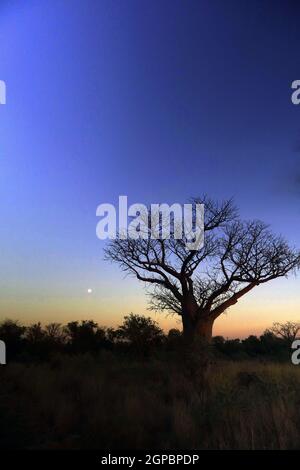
<box><xmin>64</xmin><ymin>320</ymin><xmax>112</xmax><ymax>354</ymax></box>
<box><xmin>0</xmin><ymin>317</ymin><xmax>296</xmax><ymax>361</ymax></box>
<box><xmin>116</xmin><ymin>314</ymin><xmax>164</xmax><ymax>356</ymax></box>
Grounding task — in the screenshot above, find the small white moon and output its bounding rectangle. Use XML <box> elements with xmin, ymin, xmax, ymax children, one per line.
<box><xmin>87</xmin><ymin>288</ymin><xmax>92</xmax><ymax>294</ymax></box>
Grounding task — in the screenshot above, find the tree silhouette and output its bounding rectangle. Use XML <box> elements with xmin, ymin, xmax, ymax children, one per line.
<box><xmin>116</xmin><ymin>313</ymin><xmax>164</xmax><ymax>355</ymax></box>
<box><xmin>266</xmin><ymin>321</ymin><xmax>300</xmax><ymax>345</ymax></box>
<box><xmin>44</xmin><ymin>323</ymin><xmax>66</xmax><ymax>344</ymax></box>
<box><xmin>105</xmin><ymin>196</ymin><xmax>300</xmax><ymax>342</ymax></box>
<box><xmin>64</xmin><ymin>320</ymin><xmax>111</xmax><ymax>353</ymax></box>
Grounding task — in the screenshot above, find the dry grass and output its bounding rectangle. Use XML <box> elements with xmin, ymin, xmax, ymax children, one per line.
<box><xmin>1</xmin><ymin>353</ymin><xmax>300</xmax><ymax>449</ymax></box>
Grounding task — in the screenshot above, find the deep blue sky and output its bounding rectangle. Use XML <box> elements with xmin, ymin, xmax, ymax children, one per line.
<box><xmin>1</xmin><ymin>0</ymin><xmax>300</xmax><ymax>333</ymax></box>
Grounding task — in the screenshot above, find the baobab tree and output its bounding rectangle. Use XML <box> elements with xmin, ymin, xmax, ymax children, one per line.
<box><xmin>104</xmin><ymin>196</ymin><xmax>300</xmax><ymax>343</ymax></box>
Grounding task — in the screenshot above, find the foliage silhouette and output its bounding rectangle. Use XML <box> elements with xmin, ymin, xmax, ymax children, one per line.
<box><xmin>0</xmin><ymin>316</ymin><xmax>298</xmax><ymax>362</ymax></box>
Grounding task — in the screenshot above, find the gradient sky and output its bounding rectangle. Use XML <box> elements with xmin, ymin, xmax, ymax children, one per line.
<box><xmin>1</xmin><ymin>0</ymin><xmax>300</xmax><ymax>337</ymax></box>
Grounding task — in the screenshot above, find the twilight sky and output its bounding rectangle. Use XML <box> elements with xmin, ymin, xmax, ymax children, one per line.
<box><xmin>1</xmin><ymin>0</ymin><xmax>300</xmax><ymax>337</ymax></box>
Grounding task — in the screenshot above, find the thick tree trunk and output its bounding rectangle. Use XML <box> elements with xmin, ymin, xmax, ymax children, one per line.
<box><xmin>182</xmin><ymin>316</ymin><xmax>214</xmax><ymax>342</ymax></box>
<box><xmin>195</xmin><ymin>317</ymin><xmax>214</xmax><ymax>342</ymax></box>
<box><xmin>181</xmin><ymin>297</ymin><xmax>214</xmax><ymax>343</ymax></box>
<box><xmin>181</xmin><ymin>299</ymin><xmax>215</xmax><ymax>378</ymax></box>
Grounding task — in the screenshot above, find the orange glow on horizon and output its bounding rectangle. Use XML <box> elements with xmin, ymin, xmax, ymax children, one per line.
<box><xmin>0</xmin><ymin>272</ymin><xmax>298</xmax><ymax>339</ymax></box>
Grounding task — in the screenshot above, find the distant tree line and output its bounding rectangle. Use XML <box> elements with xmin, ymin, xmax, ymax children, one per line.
<box><xmin>0</xmin><ymin>314</ymin><xmax>298</xmax><ymax>362</ymax></box>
